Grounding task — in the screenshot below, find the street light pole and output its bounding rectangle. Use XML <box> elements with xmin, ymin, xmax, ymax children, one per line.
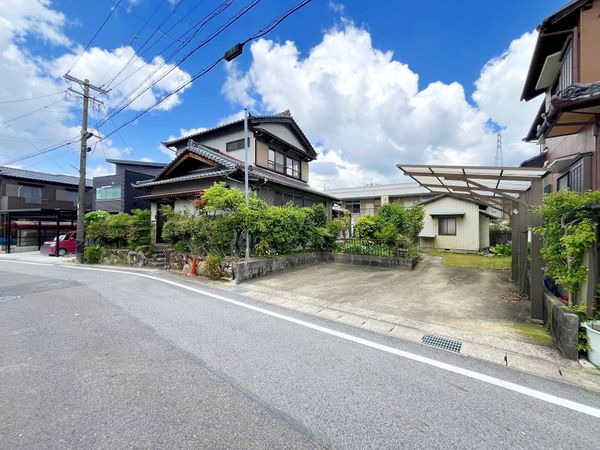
<box><xmin>244</xmin><ymin>107</ymin><xmax>250</xmax><ymax>259</ymax></box>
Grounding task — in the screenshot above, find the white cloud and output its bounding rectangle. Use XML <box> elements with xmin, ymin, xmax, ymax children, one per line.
<box><xmin>48</xmin><ymin>46</ymin><xmax>193</xmax><ymax>112</ymax></box>
<box><xmin>222</xmin><ymin>23</ymin><xmax>540</xmax><ymax>188</ymax></box>
<box><xmin>0</xmin><ymin>0</ymin><xmax>192</xmax><ymax>172</ymax></box>
<box><xmin>0</xmin><ymin>0</ymin><xmax>70</xmax><ymax>46</ymax></box>
<box><xmin>328</xmin><ymin>2</ymin><xmax>345</xmax><ymax>15</ymax></box>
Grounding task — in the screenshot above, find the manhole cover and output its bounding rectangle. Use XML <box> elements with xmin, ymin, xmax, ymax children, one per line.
<box><xmin>0</xmin><ymin>295</ymin><xmax>21</xmax><ymax>303</ymax></box>
<box><xmin>422</xmin><ymin>334</ymin><xmax>462</xmax><ymax>353</ymax></box>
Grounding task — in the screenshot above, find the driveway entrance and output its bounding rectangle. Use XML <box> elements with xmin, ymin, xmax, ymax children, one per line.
<box><xmin>239</xmin><ymin>255</ymin><xmax>550</xmax><ymax>348</ymax></box>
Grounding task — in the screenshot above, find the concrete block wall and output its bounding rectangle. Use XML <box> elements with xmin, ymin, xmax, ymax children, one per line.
<box><xmin>544</xmin><ymin>293</ymin><xmax>580</xmax><ymax>360</ymax></box>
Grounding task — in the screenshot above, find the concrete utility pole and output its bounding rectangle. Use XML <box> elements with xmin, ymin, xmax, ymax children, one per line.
<box><xmin>244</xmin><ymin>107</ymin><xmax>250</xmax><ymax>260</ymax></box>
<box><xmin>64</xmin><ymin>74</ymin><xmax>108</xmax><ymax>264</ymax></box>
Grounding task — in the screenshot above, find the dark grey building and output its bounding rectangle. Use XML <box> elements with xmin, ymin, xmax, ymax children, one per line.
<box><xmin>0</xmin><ymin>166</ymin><xmax>92</xmax><ymax>211</ymax></box>
<box><xmin>93</xmin><ymin>159</ymin><xmax>167</xmax><ymax>213</ymax></box>
<box><xmin>0</xmin><ymin>166</ymin><xmax>93</xmax><ymax>252</ymax></box>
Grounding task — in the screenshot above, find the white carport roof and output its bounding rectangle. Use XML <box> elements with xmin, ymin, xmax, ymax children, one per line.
<box><xmin>396</xmin><ymin>164</ymin><xmax>549</xmax><ymax>214</ymax></box>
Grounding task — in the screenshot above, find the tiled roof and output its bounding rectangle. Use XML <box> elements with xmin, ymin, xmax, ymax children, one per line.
<box><xmin>0</xmin><ymin>165</ymin><xmax>92</xmax><ymax>187</ymax></box>
<box><xmin>162</xmin><ymin>111</ymin><xmax>293</xmax><ymax>146</ymax></box>
<box><xmin>249</xmin><ymin>165</ymin><xmax>339</xmax><ymax>200</ymax></box>
<box><xmin>135</xmin><ymin>167</ymin><xmax>236</xmax><ymax>188</ymax></box>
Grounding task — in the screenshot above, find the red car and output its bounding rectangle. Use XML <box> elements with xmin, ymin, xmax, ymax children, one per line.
<box><xmin>47</xmin><ymin>231</ymin><xmax>77</xmax><ymax>256</ymax></box>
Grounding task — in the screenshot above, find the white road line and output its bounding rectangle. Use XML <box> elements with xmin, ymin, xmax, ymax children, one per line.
<box><xmin>3</xmin><ymin>259</ymin><xmax>600</xmax><ymax>419</ymax></box>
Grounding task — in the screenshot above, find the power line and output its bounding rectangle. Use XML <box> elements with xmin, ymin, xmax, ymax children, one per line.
<box><xmin>105</xmin><ymin>0</ymin><xmax>235</xmax><ymax>102</ymax></box>
<box><xmin>3</xmin><ymin>0</ymin><xmax>314</xmax><ymax>165</ymax></box>
<box><xmin>66</xmin><ymin>0</ymin><xmax>124</xmax><ymax>74</ymax></box>
<box><xmin>103</xmin><ymin>0</ymin><xmax>185</xmax><ymax>89</ymax></box>
<box><xmin>96</xmin><ymin>0</ymin><xmax>169</xmax><ymax>87</ymax></box>
<box><xmin>0</xmin><ymin>97</ymin><xmax>67</xmax><ymax>126</ymax></box>
<box><xmin>95</xmin><ymin>0</ymin><xmax>258</xmax><ymax>131</ymax></box>
<box><xmin>0</xmin><ymin>90</ymin><xmax>66</xmax><ymax>104</ymax></box>
<box><xmin>106</xmin><ymin>0</ymin><xmax>217</xmax><ymax>90</ymax></box>
<box><xmin>101</xmin><ymin>0</ymin><xmax>313</xmax><ymax>141</ymax></box>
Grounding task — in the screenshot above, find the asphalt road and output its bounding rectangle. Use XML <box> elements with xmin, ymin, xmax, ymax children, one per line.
<box><xmin>1</xmin><ymin>259</ymin><xmax>600</xmax><ymax>449</ymax></box>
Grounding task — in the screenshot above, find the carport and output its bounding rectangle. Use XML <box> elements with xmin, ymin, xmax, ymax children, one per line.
<box><xmin>397</xmin><ymin>164</ymin><xmax>549</xmax><ymax>322</ymax></box>
<box><xmin>0</xmin><ymin>208</ymin><xmax>77</xmax><ymax>255</ymax></box>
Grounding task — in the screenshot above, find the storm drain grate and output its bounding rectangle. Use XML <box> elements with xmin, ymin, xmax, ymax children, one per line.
<box><xmin>0</xmin><ymin>295</ymin><xmax>21</xmax><ymax>303</ymax></box>
<box><xmin>422</xmin><ymin>334</ymin><xmax>462</xmax><ymax>353</ymax></box>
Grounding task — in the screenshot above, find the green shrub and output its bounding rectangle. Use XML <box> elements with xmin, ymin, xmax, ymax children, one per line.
<box><xmin>204</xmin><ymin>254</ymin><xmax>224</xmax><ymax>280</ymax></box>
<box><xmin>377</xmin><ymin>203</ymin><xmax>407</xmax><ymax>234</ymax></box>
<box><xmin>354</xmin><ymin>215</ymin><xmax>385</xmax><ymax>240</ymax></box>
<box><xmin>84</xmin><ymin>245</ymin><xmax>103</xmax><ymax>264</ymax></box>
<box><xmin>490</xmin><ymin>243</ymin><xmax>511</xmax><ymax>257</ymax></box>
<box><xmin>128</xmin><ymin>209</ymin><xmax>152</xmax><ymax>247</ymax></box>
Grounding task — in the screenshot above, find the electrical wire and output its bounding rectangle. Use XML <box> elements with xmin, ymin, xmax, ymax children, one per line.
<box><xmin>101</xmin><ymin>0</ymin><xmax>314</xmax><ymax>141</ymax></box>
<box><xmin>103</xmin><ymin>0</ymin><xmax>185</xmax><ymax>89</ymax></box>
<box><xmin>66</xmin><ymin>0</ymin><xmax>124</xmax><ymax>74</ymax></box>
<box><xmin>0</xmin><ymin>98</ymin><xmax>68</xmax><ymax>126</ymax></box>
<box><xmin>3</xmin><ymin>0</ymin><xmax>314</xmax><ymax>165</ymax></box>
<box><xmin>96</xmin><ymin>0</ymin><xmax>169</xmax><ymax>87</ymax></box>
<box><xmin>95</xmin><ymin>0</ymin><xmax>257</xmax><ymax>130</ymax></box>
<box><xmin>0</xmin><ymin>90</ymin><xmax>66</xmax><ymax>105</ymax></box>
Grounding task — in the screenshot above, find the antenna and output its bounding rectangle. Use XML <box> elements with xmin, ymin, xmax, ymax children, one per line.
<box><xmin>495</xmin><ymin>132</ymin><xmax>503</xmax><ymax>167</ymax></box>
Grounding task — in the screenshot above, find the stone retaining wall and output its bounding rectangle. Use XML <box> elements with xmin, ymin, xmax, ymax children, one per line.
<box><xmin>544</xmin><ymin>292</ymin><xmax>579</xmax><ymax>360</ymax></box>
<box><xmin>100</xmin><ymin>248</ymin><xmax>165</xmax><ymax>268</ymax></box>
<box><xmin>234</xmin><ymin>252</ymin><xmax>418</xmax><ymax>284</ymax></box>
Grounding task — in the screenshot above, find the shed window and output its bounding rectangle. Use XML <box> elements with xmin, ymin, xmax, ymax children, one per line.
<box><xmin>438</xmin><ymin>218</ymin><xmax>456</xmax><ymax>236</ymax></box>
<box><xmin>345</xmin><ymin>200</ymin><xmax>360</xmax><ymax>214</ymax></box>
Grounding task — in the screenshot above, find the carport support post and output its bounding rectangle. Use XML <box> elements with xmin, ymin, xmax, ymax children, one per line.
<box><xmin>529</xmin><ymin>180</ymin><xmax>544</xmax><ymax>321</ymax></box>
<box><xmin>55</xmin><ymin>213</ymin><xmax>60</xmax><ymax>258</ymax></box>
<box><xmin>518</xmin><ymin>199</ymin><xmax>528</xmax><ymax>296</ymax></box>
<box><xmin>510</xmin><ymin>201</ymin><xmax>520</xmax><ymax>282</ymax></box>
<box><xmin>6</xmin><ymin>212</ymin><xmax>11</xmax><ymax>254</ymax></box>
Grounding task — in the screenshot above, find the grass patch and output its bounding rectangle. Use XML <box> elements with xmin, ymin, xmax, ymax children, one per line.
<box><xmin>510</xmin><ymin>322</ymin><xmax>554</xmax><ymax>347</ymax></box>
<box><xmin>427</xmin><ymin>250</ymin><xmax>511</xmax><ymax>270</ymax></box>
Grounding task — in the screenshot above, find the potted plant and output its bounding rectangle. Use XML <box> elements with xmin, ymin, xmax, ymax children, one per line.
<box><xmin>584</xmin><ymin>320</ymin><xmax>600</xmax><ymax>366</ymax></box>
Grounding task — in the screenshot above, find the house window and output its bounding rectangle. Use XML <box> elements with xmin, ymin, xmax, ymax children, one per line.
<box><xmin>345</xmin><ymin>200</ymin><xmax>360</xmax><ymax>214</ymax></box>
<box><xmin>267</xmin><ymin>148</ymin><xmax>300</xmax><ymax>178</ymax></box>
<box><xmin>96</xmin><ymin>186</ymin><xmax>122</xmax><ymax>200</ymax></box>
<box><xmin>286</xmin><ymin>157</ymin><xmax>300</xmax><ymax>178</ymax></box>
<box><xmin>19</xmin><ymin>185</ymin><xmax>42</xmax><ymax>204</ymax></box>
<box><xmin>569</xmin><ymin>162</ymin><xmax>583</xmax><ymax>193</ymax></box>
<box><xmin>558</xmin><ymin>40</ymin><xmax>573</xmax><ymax>93</ymax></box>
<box><xmin>225</xmin><ymin>138</ymin><xmax>249</xmax><ymax>152</ymax></box>
<box><xmin>557</xmin><ymin>173</ymin><xmax>569</xmax><ymax>191</ymax></box>
<box><xmin>438</xmin><ymin>218</ymin><xmax>456</xmax><ymax>236</ymax></box>
<box><xmin>56</xmin><ymin>189</ymin><xmax>78</xmax><ymax>205</ymax></box>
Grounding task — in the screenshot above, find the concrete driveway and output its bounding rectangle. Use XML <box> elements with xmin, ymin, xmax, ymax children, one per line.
<box><xmin>238</xmin><ymin>255</ymin><xmax>551</xmax><ymax>349</ymax></box>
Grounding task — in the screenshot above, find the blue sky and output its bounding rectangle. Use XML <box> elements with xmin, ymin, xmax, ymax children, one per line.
<box><xmin>0</xmin><ymin>0</ymin><xmax>567</xmax><ymax>187</ymax></box>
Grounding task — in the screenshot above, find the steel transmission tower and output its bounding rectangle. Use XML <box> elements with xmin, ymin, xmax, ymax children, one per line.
<box><xmin>495</xmin><ymin>132</ymin><xmax>503</xmax><ymax>167</ymax></box>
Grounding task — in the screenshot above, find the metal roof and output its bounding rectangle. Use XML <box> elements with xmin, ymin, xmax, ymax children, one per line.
<box><xmin>324</xmin><ymin>182</ymin><xmax>430</xmax><ymax>200</ymax></box>
<box><xmin>0</xmin><ymin>165</ymin><xmax>92</xmax><ymax>187</ymax></box>
<box><xmin>105</xmin><ymin>159</ymin><xmax>167</xmax><ymax>168</ymax></box>
<box><xmin>397</xmin><ymin>164</ymin><xmax>549</xmax><ymax>213</ymax></box>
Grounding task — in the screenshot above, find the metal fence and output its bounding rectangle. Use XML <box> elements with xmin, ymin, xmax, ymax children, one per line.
<box><xmin>335</xmin><ymin>238</ymin><xmax>408</xmax><ymax>258</ymax></box>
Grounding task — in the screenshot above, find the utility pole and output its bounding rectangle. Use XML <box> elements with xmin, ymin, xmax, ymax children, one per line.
<box><xmin>64</xmin><ymin>74</ymin><xmax>108</xmax><ymax>264</ymax></box>
<box><xmin>244</xmin><ymin>107</ymin><xmax>250</xmax><ymax>260</ymax></box>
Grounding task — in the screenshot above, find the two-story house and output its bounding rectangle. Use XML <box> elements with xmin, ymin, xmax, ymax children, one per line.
<box><xmin>0</xmin><ymin>165</ymin><xmax>92</xmax><ymax>252</ymax></box>
<box><xmin>135</xmin><ymin>110</ymin><xmax>338</xmax><ymax>243</ymax></box>
<box><xmin>522</xmin><ymin>0</ymin><xmax>600</xmax><ymax>192</ymax></box>
<box><xmin>94</xmin><ymin>159</ymin><xmax>166</xmax><ymax>213</ymax></box>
